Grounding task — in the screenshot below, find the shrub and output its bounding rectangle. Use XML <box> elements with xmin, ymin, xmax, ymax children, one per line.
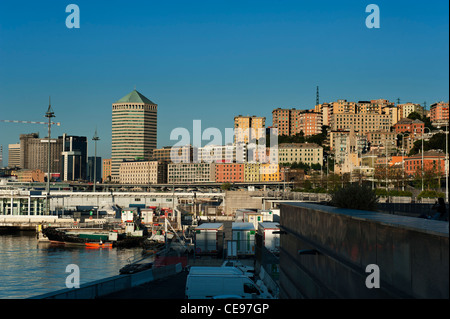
<box><xmin>417</xmin><ymin>190</ymin><xmax>445</xmax><ymax>199</ymax></box>
<box><xmin>330</xmin><ymin>184</ymin><xmax>379</xmax><ymax>211</ymax></box>
<box><xmin>375</xmin><ymin>189</ymin><xmax>412</xmax><ymax>197</ymax></box>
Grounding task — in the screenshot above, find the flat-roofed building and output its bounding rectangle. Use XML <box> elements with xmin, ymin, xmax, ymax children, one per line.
<box><xmin>8</xmin><ymin>144</ymin><xmax>21</xmax><ymax>168</ymax></box>
<box><xmin>244</xmin><ymin>163</ymin><xmax>261</xmax><ymax>182</ymax></box>
<box><xmin>330</xmin><ymin>113</ymin><xmax>391</xmax><ymax>134</ymax></box>
<box><xmin>215</xmin><ymin>163</ymin><xmax>244</xmax><ymax>183</ymax></box>
<box><xmin>103</xmin><ymin>159</ymin><xmax>111</xmax><ymax>182</ymax></box>
<box><xmin>295</xmin><ymin>111</ymin><xmax>323</xmax><ymax>136</ymax></box>
<box><xmin>168</xmin><ymin>163</ymin><xmax>215</xmax><ymax>184</ymax></box>
<box><xmin>278</xmin><ymin>143</ymin><xmax>323</xmax><ymax>166</ymax></box>
<box><xmin>260</xmin><ymin>163</ymin><xmax>280</xmax><ymax>182</ymax></box>
<box><xmin>119</xmin><ymin>160</ymin><xmax>166</xmax><ymax>184</ymax></box>
<box><xmin>430</xmin><ymin>101</ymin><xmax>449</xmax><ymax>127</ymax></box>
<box><xmin>234</xmin><ymin>115</ymin><xmax>266</xmax><ymax>144</ymax></box>
<box><xmin>398</xmin><ymin>102</ymin><xmax>424</xmax><ymax>119</ymax></box>
<box><xmin>14</xmin><ymin>169</ymin><xmax>45</xmax><ymax>183</ymax></box>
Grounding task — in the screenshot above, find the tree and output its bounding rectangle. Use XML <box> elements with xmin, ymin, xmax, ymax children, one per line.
<box><xmin>408</xmin><ymin>133</ymin><xmax>446</xmax><ymax>156</ymax></box>
<box><xmin>330</xmin><ymin>184</ymin><xmax>379</xmax><ymax>211</ymax></box>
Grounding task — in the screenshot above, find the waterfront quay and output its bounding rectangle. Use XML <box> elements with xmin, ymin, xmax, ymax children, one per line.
<box><xmin>28</xmin><ymin>203</ymin><xmax>449</xmax><ymax>300</ymax></box>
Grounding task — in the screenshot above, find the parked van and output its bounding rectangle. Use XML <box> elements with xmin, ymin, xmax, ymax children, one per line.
<box><xmin>185</xmin><ymin>267</ymin><xmax>269</xmax><ymax>299</ymax></box>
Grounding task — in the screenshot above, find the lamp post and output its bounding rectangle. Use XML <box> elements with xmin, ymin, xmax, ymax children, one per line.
<box><xmin>397</xmin><ymin>133</ymin><xmax>408</xmax><ymax>191</ymax></box>
<box><xmin>45</xmin><ymin>99</ymin><xmax>55</xmax><ymax>215</ymax></box>
<box><xmin>92</xmin><ymin>129</ymin><xmax>100</xmax><ymax>193</ymax></box>
<box><xmin>445</xmin><ymin>125</ymin><xmax>449</xmax><ymax>203</ymax></box>
<box><xmin>421</xmin><ymin>127</ymin><xmax>431</xmax><ymax>191</ymax></box>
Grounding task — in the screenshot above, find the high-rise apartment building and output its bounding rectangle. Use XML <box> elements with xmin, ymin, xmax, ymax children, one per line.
<box><xmin>234</xmin><ymin>115</ymin><xmax>265</xmax><ymax>144</ymax></box>
<box><xmin>273</xmin><ymin>108</ymin><xmax>322</xmax><ymax>137</ymax></box>
<box><xmin>111</xmin><ymin>90</ymin><xmax>158</xmax><ymax>182</ymax></box>
<box><xmin>430</xmin><ymin>101</ymin><xmax>449</xmax><ymax>127</ymax></box>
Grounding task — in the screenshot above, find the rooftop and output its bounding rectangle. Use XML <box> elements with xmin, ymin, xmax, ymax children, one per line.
<box><xmin>114</xmin><ymin>90</ymin><xmax>156</xmax><ymax>105</ymax></box>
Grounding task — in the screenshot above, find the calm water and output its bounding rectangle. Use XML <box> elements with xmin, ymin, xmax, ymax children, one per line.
<box><xmin>0</xmin><ymin>231</ymin><xmax>143</xmax><ymax>299</ymax></box>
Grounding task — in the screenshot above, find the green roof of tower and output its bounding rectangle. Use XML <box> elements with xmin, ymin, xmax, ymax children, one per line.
<box><xmin>115</xmin><ymin>90</ymin><xmax>156</xmax><ymax>105</ymax></box>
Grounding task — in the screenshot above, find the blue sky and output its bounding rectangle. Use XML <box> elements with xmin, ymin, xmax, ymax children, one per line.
<box><xmin>0</xmin><ymin>0</ymin><xmax>448</xmax><ymax>164</ymax></box>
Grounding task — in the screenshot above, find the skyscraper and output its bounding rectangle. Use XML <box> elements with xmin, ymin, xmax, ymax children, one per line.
<box><xmin>111</xmin><ymin>90</ymin><xmax>157</xmax><ymax>182</ymax></box>
<box><xmin>61</xmin><ymin>134</ymin><xmax>87</xmax><ymax>181</ymax></box>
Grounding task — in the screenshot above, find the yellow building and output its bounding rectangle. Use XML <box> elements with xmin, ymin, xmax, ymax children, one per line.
<box><xmin>260</xmin><ymin>163</ymin><xmax>280</xmax><ymax>182</ymax></box>
<box><xmin>244</xmin><ymin>163</ymin><xmax>261</xmax><ymax>182</ymax></box>
<box><xmin>278</xmin><ymin>143</ymin><xmax>323</xmax><ymax>166</ymax></box>
<box><xmin>14</xmin><ymin>169</ymin><xmax>45</xmax><ymax>183</ymax></box>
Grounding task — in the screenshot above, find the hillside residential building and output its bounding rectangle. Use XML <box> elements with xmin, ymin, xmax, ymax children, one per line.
<box><xmin>330</xmin><ymin>113</ymin><xmax>391</xmax><ymax>134</ymax></box>
<box><xmin>430</xmin><ymin>101</ymin><xmax>449</xmax><ymax>127</ymax></box>
<box><xmin>234</xmin><ymin>115</ymin><xmax>266</xmax><ymax>144</ymax></box>
<box><xmin>393</xmin><ymin>118</ymin><xmax>424</xmax><ymax>135</ymax></box>
<box><xmin>278</xmin><ymin>143</ymin><xmax>323</xmax><ymax>166</ymax></box>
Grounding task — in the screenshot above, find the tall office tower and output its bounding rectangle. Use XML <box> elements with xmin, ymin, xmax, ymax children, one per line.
<box><xmin>111</xmin><ymin>90</ymin><xmax>158</xmax><ymax>182</ymax></box>
<box><xmin>8</xmin><ymin>144</ymin><xmax>21</xmax><ymax>168</ymax></box>
<box><xmin>234</xmin><ymin>115</ymin><xmax>266</xmax><ymax>144</ymax></box>
<box><xmin>19</xmin><ymin>133</ymin><xmax>63</xmax><ymax>175</ymax></box>
<box><xmin>61</xmin><ymin>134</ymin><xmax>88</xmax><ymax>181</ymax></box>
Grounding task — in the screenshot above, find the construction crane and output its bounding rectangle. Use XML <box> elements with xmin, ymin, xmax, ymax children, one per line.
<box><xmin>0</xmin><ymin>120</ymin><xmax>61</xmax><ymax>126</ymax></box>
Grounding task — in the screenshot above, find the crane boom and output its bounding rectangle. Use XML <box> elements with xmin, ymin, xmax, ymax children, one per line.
<box><xmin>1</xmin><ymin>120</ymin><xmax>61</xmax><ymax>126</ymax></box>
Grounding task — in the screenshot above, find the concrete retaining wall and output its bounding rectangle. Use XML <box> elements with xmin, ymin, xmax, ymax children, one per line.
<box><xmin>279</xmin><ymin>203</ymin><xmax>449</xmax><ymax>299</ymax></box>
<box><xmin>30</xmin><ymin>263</ymin><xmax>182</xmax><ymax>299</ymax></box>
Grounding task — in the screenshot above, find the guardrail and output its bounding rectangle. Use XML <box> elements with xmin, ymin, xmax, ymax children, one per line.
<box><xmin>29</xmin><ymin>262</ymin><xmax>183</xmax><ymax>299</ymax></box>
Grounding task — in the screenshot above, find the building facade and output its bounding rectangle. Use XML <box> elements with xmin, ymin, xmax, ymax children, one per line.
<box><xmin>103</xmin><ymin>158</ymin><xmax>112</xmax><ymax>182</ymax></box>
<box><xmin>61</xmin><ymin>134</ymin><xmax>87</xmax><ymax>181</ymax></box>
<box><xmin>19</xmin><ymin>133</ymin><xmax>63</xmax><ymax>178</ymax></box>
<box><xmin>393</xmin><ymin>118</ymin><xmax>424</xmax><ymax>135</ymax></box>
<box><xmin>8</xmin><ymin>144</ymin><xmax>21</xmax><ymax>168</ymax></box>
<box><xmin>111</xmin><ymin>90</ymin><xmax>157</xmax><ymax>182</ymax></box>
<box><xmin>119</xmin><ymin>160</ymin><xmax>166</xmax><ymax>184</ymax></box>
<box><xmin>167</xmin><ymin>163</ymin><xmax>215</xmax><ymax>184</ymax></box>
<box><xmin>430</xmin><ymin>101</ymin><xmax>449</xmax><ymax>127</ymax></box>
<box><xmin>330</xmin><ymin>113</ymin><xmax>391</xmax><ymax>134</ymax></box>
<box><xmin>234</xmin><ymin>115</ymin><xmax>266</xmax><ymax>144</ymax></box>
<box><xmin>278</xmin><ymin>143</ymin><xmax>323</xmax><ymax>166</ymax></box>
<box><xmin>214</xmin><ymin>163</ymin><xmax>244</xmax><ymax>183</ymax></box>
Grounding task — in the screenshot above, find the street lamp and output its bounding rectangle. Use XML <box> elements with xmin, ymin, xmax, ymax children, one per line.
<box><xmin>92</xmin><ymin>129</ymin><xmax>100</xmax><ymax>193</ymax></box>
<box><xmin>421</xmin><ymin>127</ymin><xmax>431</xmax><ymax>192</ymax></box>
<box><xmin>444</xmin><ymin>125</ymin><xmax>449</xmax><ymax>203</ymax></box>
<box><xmin>45</xmin><ymin>99</ymin><xmax>55</xmax><ymax>215</ymax></box>
<box><xmin>397</xmin><ymin>133</ymin><xmax>409</xmax><ymax>191</ymax></box>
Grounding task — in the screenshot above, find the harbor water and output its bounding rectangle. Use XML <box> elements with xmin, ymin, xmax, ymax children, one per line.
<box><xmin>0</xmin><ymin>231</ymin><xmax>143</xmax><ymax>299</ymax></box>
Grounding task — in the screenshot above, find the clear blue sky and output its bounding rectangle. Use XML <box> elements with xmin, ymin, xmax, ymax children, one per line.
<box><xmin>0</xmin><ymin>0</ymin><xmax>448</xmax><ymax>165</ymax></box>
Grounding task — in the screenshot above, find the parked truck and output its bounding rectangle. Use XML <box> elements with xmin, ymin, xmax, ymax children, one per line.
<box><xmin>185</xmin><ymin>267</ymin><xmax>271</xmax><ymax>299</ymax></box>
